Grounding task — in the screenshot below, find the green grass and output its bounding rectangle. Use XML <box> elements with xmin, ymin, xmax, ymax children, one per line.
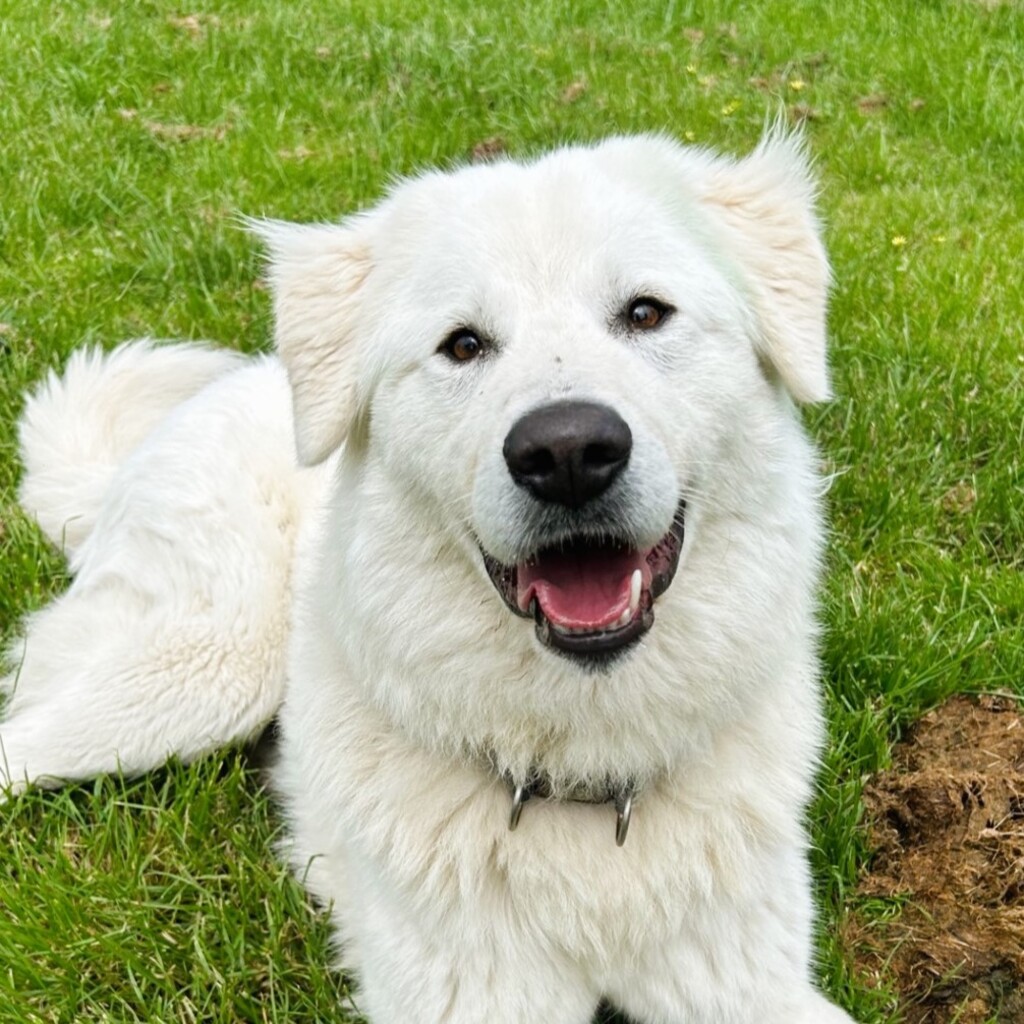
<box><xmin>1</xmin><ymin>1</ymin><xmax>1022</xmax><ymax>1021</ymax></box>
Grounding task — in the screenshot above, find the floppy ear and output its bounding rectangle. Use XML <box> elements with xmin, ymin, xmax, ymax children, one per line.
<box><xmin>695</xmin><ymin>130</ymin><xmax>832</xmax><ymax>403</ymax></box>
<box><xmin>249</xmin><ymin>219</ymin><xmax>372</xmax><ymax>465</ymax></box>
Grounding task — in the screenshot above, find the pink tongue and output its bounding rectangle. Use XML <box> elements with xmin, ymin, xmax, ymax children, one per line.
<box><xmin>517</xmin><ymin>546</ymin><xmax>648</xmax><ymax>630</ymax></box>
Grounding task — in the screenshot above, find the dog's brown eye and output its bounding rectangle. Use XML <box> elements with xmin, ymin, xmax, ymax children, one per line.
<box><xmin>626</xmin><ymin>298</ymin><xmax>670</xmax><ymax>330</ymax></box>
<box><xmin>442</xmin><ymin>330</ymin><xmax>484</xmax><ymax>363</ymax></box>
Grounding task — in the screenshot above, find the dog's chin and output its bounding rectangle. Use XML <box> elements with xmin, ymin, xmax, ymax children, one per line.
<box><xmin>482</xmin><ymin>502</ymin><xmax>685</xmax><ymax>668</ymax></box>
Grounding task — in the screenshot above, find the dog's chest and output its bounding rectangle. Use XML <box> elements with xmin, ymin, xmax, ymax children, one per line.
<box><xmin>477</xmin><ymin>789</ymin><xmax>780</xmax><ymax>963</ymax></box>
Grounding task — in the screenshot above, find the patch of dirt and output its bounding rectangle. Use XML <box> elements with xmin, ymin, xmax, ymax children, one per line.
<box><xmin>851</xmin><ymin>695</ymin><xmax>1024</xmax><ymax>1023</ymax></box>
<box><xmin>167</xmin><ymin>13</ymin><xmax>219</xmax><ymax>36</ymax></box>
<box><xmin>941</xmin><ymin>481</ymin><xmax>978</xmax><ymax>517</ymax></box>
<box><xmin>143</xmin><ymin>120</ymin><xmax>229</xmax><ymax>143</ymax></box>
<box><xmin>471</xmin><ymin>136</ymin><xmax>507</xmax><ymax>163</ymax></box>
<box><xmin>856</xmin><ymin>93</ymin><xmax>889</xmax><ymax>114</ymax></box>
<box><xmin>559</xmin><ymin>80</ymin><xmax>587</xmax><ymax>104</ymax></box>
<box><xmin>789</xmin><ymin>103</ymin><xmax>822</xmax><ymax>124</ymax></box>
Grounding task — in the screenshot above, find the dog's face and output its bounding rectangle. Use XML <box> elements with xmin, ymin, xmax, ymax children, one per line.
<box><xmin>257</xmin><ymin>133</ymin><xmax>829</xmax><ymax>711</ymax></box>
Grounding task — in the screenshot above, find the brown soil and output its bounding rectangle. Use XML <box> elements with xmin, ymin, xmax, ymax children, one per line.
<box><xmin>851</xmin><ymin>695</ymin><xmax>1024</xmax><ymax>1023</ymax></box>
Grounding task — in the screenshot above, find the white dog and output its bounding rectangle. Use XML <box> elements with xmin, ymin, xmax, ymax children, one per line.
<box><xmin>1</xmin><ymin>132</ymin><xmax>856</xmax><ymax>1023</ymax></box>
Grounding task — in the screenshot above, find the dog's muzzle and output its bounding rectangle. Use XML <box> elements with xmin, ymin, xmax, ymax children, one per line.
<box><xmin>484</xmin><ymin>400</ymin><xmax>685</xmax><ymax>663</ymax></box>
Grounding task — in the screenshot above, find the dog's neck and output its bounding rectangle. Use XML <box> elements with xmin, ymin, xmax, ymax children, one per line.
<box><xmin>497</xmin><ymin>765</ymin><xmax>637</xmax><ymax>846</ymax></box>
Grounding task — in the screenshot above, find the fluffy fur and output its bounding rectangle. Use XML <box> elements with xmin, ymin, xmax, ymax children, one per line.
<box><xmin>1</xmin><ymin>133</ymin><xmax>856</xmax><ymax>1023</ymax></box>
<box><xmin>2</xmin><ymin>350</ymin><xmax>327</xmax><ymax>787</ymax></box>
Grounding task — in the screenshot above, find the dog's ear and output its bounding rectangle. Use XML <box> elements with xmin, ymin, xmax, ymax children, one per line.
<box><xmin>249</xmin><ymin>219</ymin><xmax>372</xmax><ymax>465</ymax></box>
<box><xmin>695</xmin><ymin>130</ymin><xmax>832</xmax><ymax>403</ymax></box>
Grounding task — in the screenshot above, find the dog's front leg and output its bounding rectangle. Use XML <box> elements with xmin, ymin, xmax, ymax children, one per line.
<box><xmin>347</xmin><ymin>899</ymin><xmax>598</xmax><ymax>1024</ymax></box>
<box><xmin>606</xmin><ymin>958</ymin><xmax>858</xmax><ymax>1024</ymax></box>
<box><xmin>605</xmin><ymin>974</ymin><xmax>856</xmax><ymax>1024</ymax></box>
<box><xmin>357</xmin><ymin>950</ymin><xmax>597</xmax><ymax>1023</ymax></box>
<box><xmin>601</xmin><ymin>883</ymin><xmax>859</xmax><ymax>1024</ymax></box>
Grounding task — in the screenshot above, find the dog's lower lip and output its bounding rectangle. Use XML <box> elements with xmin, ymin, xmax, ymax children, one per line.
<box><xmin>535</xmin><ymin>593</ymin><xmax>654</xmax><ymax>656</ymax></box>
<box><xmin>481</xmin><ymin>500</ymin><xmax>685</xmax><ymax>659</ymax></box>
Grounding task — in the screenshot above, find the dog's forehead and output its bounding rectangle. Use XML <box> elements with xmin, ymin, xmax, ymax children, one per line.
<box><xmin>370</xmin><ymin>144</ymin><xmax>711</xmax><ymax>282</ymax></box>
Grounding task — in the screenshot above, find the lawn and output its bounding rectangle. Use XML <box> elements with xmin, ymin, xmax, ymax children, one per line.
<box><xmin>1</xmin><ymin>1</ymin><xmax>1022</xmax><ymax>1021</ymax></box>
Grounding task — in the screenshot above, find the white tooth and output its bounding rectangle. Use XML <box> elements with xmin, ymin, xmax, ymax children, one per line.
<box><xmin>615</xmin><ymin>609</ymin><xmax>630</xmax><ymax>628</ymax></box>
<box><xmin>629</xmin><ymin>569</ymin><xmax>642</xmax><ymax>616</ymax></box>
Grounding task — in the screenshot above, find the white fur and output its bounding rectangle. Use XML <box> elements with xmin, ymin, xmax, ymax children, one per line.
<box><xmin>1</xmin><ymin>348</ymin><xmax>329</xmax><ymax>791</ymax></box>
<box><xmin>1</xmin><ymin>134</ymin><xmax>855</xmax><ymax>1022</ymax></box>
<box><xmin>18</xmin><ymin>339</ymin><xmax>244</xmax><ymax>555</ymax></box>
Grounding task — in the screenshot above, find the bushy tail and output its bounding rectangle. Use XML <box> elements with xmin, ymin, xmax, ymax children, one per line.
<box><xmin>18</xmin><ymin>339</ymin><xmax>243</xmax><ymax>555</ymax></box>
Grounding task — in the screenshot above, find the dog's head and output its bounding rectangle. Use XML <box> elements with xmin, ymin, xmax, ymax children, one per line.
<box><xmin>254</xmin><ymin>133</ymin><xmax>829</xmax><ymax>680</ymax></box>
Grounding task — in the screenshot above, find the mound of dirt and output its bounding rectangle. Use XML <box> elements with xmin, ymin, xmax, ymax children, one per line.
<box><xmin>851</xmin><ymin>695</ymin><xmax>1024</xmax><ymax>1023</ymax></box>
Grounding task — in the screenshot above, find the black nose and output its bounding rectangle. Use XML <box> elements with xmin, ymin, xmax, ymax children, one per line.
<box><xmin>503</xmin><ymin>400</ymin><xmax>632</xmax><ymax>508</ymax></box>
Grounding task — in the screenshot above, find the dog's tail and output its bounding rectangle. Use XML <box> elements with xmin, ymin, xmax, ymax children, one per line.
<box><xmin>18</xmin><ymin>339</ymin><xmax>243</xmax><ymax>555</ymax></box>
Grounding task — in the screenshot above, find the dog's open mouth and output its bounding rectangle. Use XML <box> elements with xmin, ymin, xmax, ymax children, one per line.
<box><xmin>483</xmin><ymin>504</ymin><xmax>685</xmax><ymax>661</ymax></box>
